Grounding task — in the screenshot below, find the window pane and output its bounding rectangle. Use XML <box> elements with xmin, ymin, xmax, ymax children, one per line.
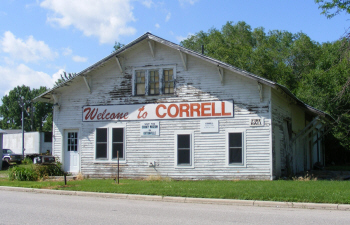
<box><xmin>96</xmin><ymin>144</ymin><xmax>107</xmax><ymax>159</ymax></box>
<box><xmin>229</xmin><ymin>148</ymin><xmax>242</xmax><ymax>163</ymax></box>
<box><xmin>112</xmin><ymin>128</ymin><xmax>123</xmax><ymax>142</ymax></box>
<box><xmin>178</xmin><ymin>134</ymin><xmax>190</xmax><ymax>149</ymax></box>
<box><xmin>96</xmin><ymin>128</ymin><xmax>107</xmax><ymax>142</ymax></box>
<box><xmin>137</xmin><ymin>84</ymin><xmax>145</xmax><ymax>95</ymax></box>
<box><xmin>112</xmin><ymin>143</ymin><xmax>124</xmax><ymax>159</ymax></box>
<box><xmin>229</xmin><ymin>133</ymin><xmax>242</xmax><ymax>147</ymax></box>
<box><xmin>178</xmin><ymin>150</ymin><xmax>190</xmax><ymax>164</ymax></box>
<box><xmin>177</xmin><ymin>134</ymin><xmax>191</xmax><ymax>165</ymax></box>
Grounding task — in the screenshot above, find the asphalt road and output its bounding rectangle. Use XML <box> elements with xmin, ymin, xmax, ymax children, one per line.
<box><xmin>1</xmin><ymin>190</ymin><xmax>350</xmax><ymax>225</ymax></box>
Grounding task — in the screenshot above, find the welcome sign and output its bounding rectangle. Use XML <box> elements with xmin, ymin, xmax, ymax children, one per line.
<box><xmin>82</xmin><ymin>100</ymin><xmax>234</xmax><ymax>122</ymax></box>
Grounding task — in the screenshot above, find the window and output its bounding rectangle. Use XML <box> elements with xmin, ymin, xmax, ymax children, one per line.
<box><xmin>227</xmin><ymin>130</ymin><xmax>245</xmax><ymax>166</ymax></box>
<box><xmin>112</xmin><ymin>128</ymin><xmax>124</xmax><ymax>159</ymax></box>
<box><xmin>136</xmin><ymin>70</ymin><xmax>145</xmax><ymax>95</ymax></box>
<box><xmin>163</xmin><ymin>69</ymin><xmax>174</xmax><ymax>94</ymax></box>
<box><xmin>133</xmin><ymin>66</ymin><xmax>175</xmax><ymax>96</ymax></box>
<box><xmin>95</xmin><ymin>127</ymin><xmax>125</xmax><ymax>161</ymax></box>
<box><xmin>177</xmin><ymin>134</ymin><xmax>191</xmax><ymax>165</ymax></box>
<box><xmin>96</xmin><ymin>128</ymin><xmax>107</xmax><ymax>159</ymax></box>
<box><xmin>67</xmin><ymin>132</ymin><xmax>78</xmax><ymax>152</ymax></box>
<box><xmin>149</xmin><ymin>70</ymin><xmax>159</xmax><ymax>95</ymax></box>
<box><xmin>175</xmin><ymin>131</ymin><xmax>194</xmax><ymax>167</ymax></box>
<box><xmin>44</xmin><ymin>132</ymin><xmax>52</xmax><ymax>142</ymax></box>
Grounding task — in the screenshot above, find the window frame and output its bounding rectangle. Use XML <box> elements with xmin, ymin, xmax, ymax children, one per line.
<box><xmin>174</xmin><ymin>130</ymin><xmax>194</xmax><ymax>168</ymax></box>
<box><xmin>132</xmin><ymin>65</ymin><xmax>176</xmax><ymax>96</ymax></box>
<box><xmin>94</xmin><ymin>124</ymin><xmax>126</xmax><ymax>163</ymax></box>
<box><xmin>226</xmin><ymin>129</ymin><xmax>246</xmax><ymax>167</ymax></box>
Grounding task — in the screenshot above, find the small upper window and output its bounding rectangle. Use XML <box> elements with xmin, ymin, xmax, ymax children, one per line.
<box><xmin>163</xmin><ymin>69</ymin><xmax>174</xmax><ymax>94</ymax></box>
<box><xmin>134</xmin><ymin>67</ymin><xmax>175</xmax><ymax>96</ymax></box>
<box><xmin>149</xmin><ymin>70</ymin><xmax>159</xmax><ymax>95</ymax></box>
<box><xmin>136</xmin><ymin>70</ymin><xmax>145</xmax><ymax>95</ymax></box>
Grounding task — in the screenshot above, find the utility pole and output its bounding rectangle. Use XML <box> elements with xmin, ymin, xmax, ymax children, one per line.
<box><xmin>21</xmin><ymin>96</ymin><xmax>25</xmax><ymax>159</ymax></box>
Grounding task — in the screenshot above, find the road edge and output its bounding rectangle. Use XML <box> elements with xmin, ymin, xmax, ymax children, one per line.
<box><xmin>0</xmin><ymin>186</ymin><xmax>349</xmax><ymax>211</ymax></box>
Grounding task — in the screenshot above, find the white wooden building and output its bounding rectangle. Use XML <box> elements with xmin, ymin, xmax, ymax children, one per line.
<box><xmin>35</xmin><ymin>33</ymin><xmax>332</xmax><ymax>180</ymax></box>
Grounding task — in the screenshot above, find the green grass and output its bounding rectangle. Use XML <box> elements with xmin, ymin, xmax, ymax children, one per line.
<box><xmin>0</xmin><ymin>178</ymin><xmax>350</xmax><ymax>204</ymax></box>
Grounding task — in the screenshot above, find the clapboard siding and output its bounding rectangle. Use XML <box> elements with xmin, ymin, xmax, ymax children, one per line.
<box><xmin>52</xmin><ymin>39</ymin><xmax>273</xmax><ymax>180</ymax></box>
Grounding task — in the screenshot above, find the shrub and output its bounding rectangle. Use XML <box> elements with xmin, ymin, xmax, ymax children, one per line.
<box><xmin>8</xmin><ymin>164</ymin><xmax>65</xmax><ymax>181</ymax></box>
<box><xmin>22</xmin><ymin>157</ymin><xmax>33</xmax><ymax>165</ymax></box>
<box><xmin>8</xmin><ymin>165</ymin><xmax>38</xmax><ymax>181</ymax></box>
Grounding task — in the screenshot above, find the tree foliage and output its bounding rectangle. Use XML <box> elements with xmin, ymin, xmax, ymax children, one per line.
<box><xmin>0</xmin><ymin>85</ymin><xmax>52</xmax><ymax>132</ymax></box>
<box><xmin>181</xmin><ymin>21</ymin><xmax>350</xmax><ymax>151</ymax></box>
<box><xmin>54</xmin><ymin>71</ymin><xmax>76</xmax><ymax>87</ymax></box>
<box><xmin>315</xmin><ymin>0</ymin><xmax>350</xmax><ymax>18</ymax></box>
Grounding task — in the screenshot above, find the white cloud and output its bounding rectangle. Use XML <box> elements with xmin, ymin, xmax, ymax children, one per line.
<box><xmin>0</xmin><ymin>64</ymin><xmax>59</xmax><ymax>97</ymax></box>
<box><xmin>176</xmin><ymin>33</ymin><xmax>194</xmax><ymax>43</ymax></box>
<box><xmin>155</xmin><ymin>23</ymin><xmax>160</xmax><ymax>29</ymax></box>
<box><xmin>62</xmin><ymin>47</ymin><xmax>72</xmax><ymax>56</ymax></box>
<box><xmin>179</xmin><ymin>0</ymin><xmax>199</xmax><ymax>6</ymax></box>
<box><xmin>0</xmin><ymin>31</ymin><xmax>57</xmax><ymax>63</ymax></box>
<box><xmin>165</xmin><ymin>12</ymin><xmax>171</xmax><ymax>22</ymax></box>
<box><xmin>40</xmin><ymin>0</ymin><xmax>137</xmax><ymax>44</ymax></box>
<box><xmin>141</xmin><ymin>0</ymin><xmax>153</xmax><ymax>8</ymax></box>
<box><xmin>72</xmin><ymin>55</ymin><xmax>88</xmax><ymax>62</ymax></box>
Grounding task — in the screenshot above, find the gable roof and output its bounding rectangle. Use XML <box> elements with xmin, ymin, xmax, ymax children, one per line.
<box><xmin>33</xmin><ymin>32</ymin><xmax>333</xmax><ymax>122</ymax></box>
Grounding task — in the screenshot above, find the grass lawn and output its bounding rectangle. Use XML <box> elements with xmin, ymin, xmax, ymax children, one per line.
<box><xmin>0</xmin><ymin>174</ymin><xmax>350</xmax><ymax>204</ymax></box>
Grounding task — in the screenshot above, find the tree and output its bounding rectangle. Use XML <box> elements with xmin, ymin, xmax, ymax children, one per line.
<box><xmin>54</xmin><ymin>71</ymin><xmax>76</xmax><ymax>87</ymax></box>
<box><xmin>181</xmin><ymin>21</ymin><xmax>350</xmax><ymax>152</ymax></box>
<box><xmin>0</xmin><ymin>85</ymin><xmax>53</xmax><ymax>132</ymax></box>
<box><xmin>315</xmin><ymin>0</ymin><xmax>350</xmax><ymax>18</ymax></box>
<box><xmin>113</xmin><ymin>42</ymin><xmax>125</xmax><ymax>52</ymax></box>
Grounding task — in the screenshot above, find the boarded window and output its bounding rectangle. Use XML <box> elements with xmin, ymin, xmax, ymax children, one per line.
<box><xmin>177</xmin><ymin>134</ymin><xmax>191</xmax><ymax>165</ymax></box>
<box><xmin>229</xmin><ymin>133</ymin><xmax>243</xmax><ymax>164</ymax></box>
<box><xmin>96</xmin><ymin>128</ymin><xmax>107</xmax><ymax>159</ymax></box>
<box><xmin>112</xmin><ymin>128</ymin><xmax>124</xmax><ymax>159</ymax></box>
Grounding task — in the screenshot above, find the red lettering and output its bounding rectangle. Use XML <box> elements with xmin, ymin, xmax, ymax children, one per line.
<box><xmin>156</xmin><ymin>104</ymin><xmax>166</xmax><ymax>118</ymax></box>
<box><xmin>168</xmin><ymin>104</ymin><xmax>179</xmax><ymax>118</ymax></box>
<box><xmin>190</xmin><ymin>103</ymin><xmax>200</xmax><ymax>117</ymax></box>
<box><xmin>221</xmin><ymin>102</ymin><xmax>232</xmax><ymax>116</ymax></box>
<box><xmin>110</xmin><ymin>113</ymin><xmax>115</xmax><ymax>119</ymax></box>
<box><xmin>212</xmin><ymin>102</ymin><xmax>221</xmax><ymax>116</ymax></box>
<box><xmin>84</xmin><ymin>107</ymin><xmax>98</xmax><ymax>120</ymax></box>
<box><xmin>201</xmin><ymin>103</ymin><xmax>211</xmax><ymax>117</ymax></box>
<box><xmin>179</xmin><ymin>104</ymin><xmax>189</xmax><ymax>117</ymax></box>
<box><xmin>100</xmin><ymin>109</ymin><xmax>107</xmax><ymax>120</ymax></box>
<box><xmin>123</xmin><ymin>112</ymin><xmax>129</xmax><ymax>119</ymax></box>
<box><xmin>105</xmin><ymin>113</ymin><xmax>110</xmax><ymax>120</ymax></box>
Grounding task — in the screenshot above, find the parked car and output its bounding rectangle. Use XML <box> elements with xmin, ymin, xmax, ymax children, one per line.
<box><xmin>2</xmin><ymin>149</ymin><xmax>22</xmax><ymax>164</ymax></box>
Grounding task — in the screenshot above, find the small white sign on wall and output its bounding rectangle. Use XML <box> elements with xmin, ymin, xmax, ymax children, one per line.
<box><xmin>250</xmin><ymin>118</ymin><xmax>264</xmax><ymax>126</ymax></box>
<box><xmin>140</xmin><ymin>121</ymin><xmax>160</xmax><ymax>136</ymax></box>
<box><xmin>200</xmin><ymin>120</ymin><xmax>219</xmax><ymax>133</ymax></box>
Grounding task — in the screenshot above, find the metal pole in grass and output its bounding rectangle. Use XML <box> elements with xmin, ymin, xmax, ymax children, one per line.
<box><xmin>117</xmin><ymin>151</ymin><xmax>120</xmax><ymax>184</ymax></box>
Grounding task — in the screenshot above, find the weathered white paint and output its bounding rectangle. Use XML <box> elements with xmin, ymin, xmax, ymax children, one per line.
<box><xmin>40</xmin><ymin>35</ymin><xmax>326</xmax><ymax>180</ymax></box>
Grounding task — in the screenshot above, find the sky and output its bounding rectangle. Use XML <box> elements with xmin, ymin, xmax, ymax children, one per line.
<box><xmin>0</xmin><ymin>0</ymin><xmax>349</xmax><ymax>105</ymax></box>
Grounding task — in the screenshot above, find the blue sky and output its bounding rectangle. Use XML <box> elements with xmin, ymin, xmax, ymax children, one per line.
<box><xmin>0</xmin><ymin>0</ymin><xmax>349</xmax><ymax>104</ymax></box>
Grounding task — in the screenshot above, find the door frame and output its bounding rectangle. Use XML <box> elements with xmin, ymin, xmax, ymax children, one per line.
<box><xmin>62</xmin><ymin>128</ymin><xmax>81</xmax><ymax>173</ymax></box>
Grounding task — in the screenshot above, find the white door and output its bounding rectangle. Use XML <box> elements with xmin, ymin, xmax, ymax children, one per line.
<box><xmin>64</xmin><ymin>130</ymin><xmax>79</xmax><ymax>173</ymax></box>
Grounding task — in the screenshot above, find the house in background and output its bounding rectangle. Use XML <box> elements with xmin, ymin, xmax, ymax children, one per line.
<box><xmin>0</xmin><ymin>129</ymin><xmax>6</xmax><ymax>170</ymax></box>
<box><xmin>34</xmin><ymin>33</ymin><xmax>332</xmax><ymax>179</ymax></box>
<box><xmin>2</xmin><ymin>130</ymin><xmax>52</xmax><ymax>157</ymax></box>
